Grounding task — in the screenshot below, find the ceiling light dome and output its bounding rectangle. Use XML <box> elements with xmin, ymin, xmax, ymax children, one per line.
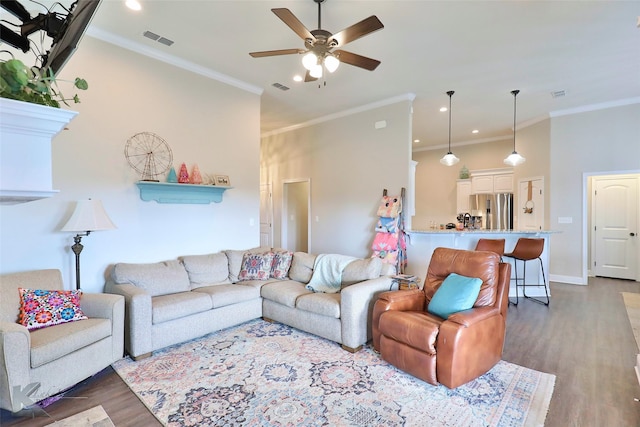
<box><xmin>302</xmin><ymin>52</ymin><xmax>317</xmax><ymax>71</ymax></box>
<box><xmin>324</xmin><ymin>55</ymin><xmax>340</xmax><ymax>73</ymax></box>
<box><xmin>309</xmin><ymin>63</ymin><xmax>323</xmax><ymax>78</ymax></box>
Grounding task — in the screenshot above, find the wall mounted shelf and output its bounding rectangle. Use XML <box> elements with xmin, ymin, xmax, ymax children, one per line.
<box><xmin>136</xmin><ymin>181</ymin><xmax>231</xmax><ymax>204</ymax></box>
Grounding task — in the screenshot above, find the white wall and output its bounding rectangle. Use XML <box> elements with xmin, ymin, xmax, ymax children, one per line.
<box><xmin>549</xmin><ymin>103</ymin><xmax>640</xmax><ymax>283</ymax></box>
<box><xmin>0</xmin><ymin>37</ymin><xmax>262</xmax><ymax>292</ymax></box>
<box><xmin>261</xmin><ymin>99</ymin><xmax>412</xmax><ymax>258</ymax></box>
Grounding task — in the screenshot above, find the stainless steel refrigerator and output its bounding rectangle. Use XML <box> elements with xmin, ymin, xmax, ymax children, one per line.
<box><xmin>469</xmin><ymin>193</ymin><xmax>514</xmax><ymax>230</ymax></box>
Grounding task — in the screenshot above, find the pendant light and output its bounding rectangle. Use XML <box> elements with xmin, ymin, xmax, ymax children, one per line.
<box><xmin>440</xmin><ymin>90</ymin><xmax>460</xmax><ymax>166</ymax></box>
<box><xmin>504</xmin><ymin>89</ymin><xmax>526</xmax><ymax>166</ymax></box>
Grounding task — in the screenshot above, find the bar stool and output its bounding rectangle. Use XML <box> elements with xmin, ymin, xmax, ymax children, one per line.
<box><xmin>503</xmin><ymin>238</ymin><xmax>549</xmax><ymax>306</ymax></box>
<box><xmin>474</xmin><ymin>238</ymin><xmax>505</xmax><ymax>260</ymax></box>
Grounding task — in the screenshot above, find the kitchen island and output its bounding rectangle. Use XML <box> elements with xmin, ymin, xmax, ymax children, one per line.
<box><xmin>405</xmin><ymin>229</ymin><xmax>559</xmax><ymax>300</ymax></box>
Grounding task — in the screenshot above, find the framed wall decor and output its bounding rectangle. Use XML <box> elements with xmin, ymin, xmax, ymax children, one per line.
<box><xmin>215</xmin><ymin>175</ymin><xmax>230</xmax><ymax>186</ymax></box>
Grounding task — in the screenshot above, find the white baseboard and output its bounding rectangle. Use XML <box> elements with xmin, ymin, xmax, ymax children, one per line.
<box><xmin>550</xmin><ymin>274</ymin><xmax>586</xmax><ymax>285</ymax></box>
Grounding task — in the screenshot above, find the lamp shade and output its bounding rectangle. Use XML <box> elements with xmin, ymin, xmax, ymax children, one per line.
<box><xmin>61</xmin><ymin>199</ymin><xmax>116</xmax><ymax>232</ymax></box>
<box><xmin>503</xmin><ymin>151</ymin><xmax>526</xmax><ymax>166</ymax></box>
<box><xmin>440</xmin><ymin>152</ymin><xmax>460</xmax><ymax>166</ymax></box>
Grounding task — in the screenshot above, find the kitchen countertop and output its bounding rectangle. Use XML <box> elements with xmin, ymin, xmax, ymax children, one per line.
<box><xmin>407</xmin><ymin>229</ymin><xmax>559</xmax><ymax>235</ymax></box>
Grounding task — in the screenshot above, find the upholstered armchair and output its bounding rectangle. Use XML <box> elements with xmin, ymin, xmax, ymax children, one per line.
<box><xmin>0</xmin><ymin>269</ymin><xmax>124</xmax><ymax>412</ymax></box>
<box><xmin>372</xmin><ymin>247</ymin><xmax>510</xmax><ymax>388</ymax></box>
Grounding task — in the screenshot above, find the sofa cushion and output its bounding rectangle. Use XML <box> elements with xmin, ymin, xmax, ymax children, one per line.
<box><xmin>271</xmin><ymin>250</ymin><xmax>294</xmax><ymax>279</ymax></box>
<box><xmin>111</xmin><ymin>260</ymin><xmax>190</xmax><ymax>297</ymax></box>
<box><xmin>341</xmin><ymin>257</ymin><xmax>383</xmax><ymax>287</ymax></box>
<box><xmin>18</xmin><ymin>288</ymin><xmax>87</xmax><ymax>331</ymax></box>
<box><xmin>30</xmin><ymin>318</ymin><xmax>111</xmax><ymax>368</ymax></box>
<box><xmin>225</xmin><ymin>247</ymin><xmax>271</xmax><ymax>283</ymax></box>
<box><xmin>261</xmin><ymin>281</ymin><xmax>311</xmax><ymax>308</ymax></box>
<box><xmin>152</xmin><ymin>291</ymin><xmax>213</xmax><ymax>324</ymax></box>
<box><xmin>289</xmin><ymin>252</ymin><xmax>316</xmax><ymax>284</ymax></box>
<box><xmin>181</xmin><ymin>253</ymin><xmax>231</xmax><ymax>289</ymax></box>
<box><xmin>238</xmin><ymin>252</ymin><xmax>275</xmax><ymax>281</ymax></box>
<box><xmin>296</xmin><ymin>293</ymin><xmax>341</xmax><ymax>318</ymax></box>
<box><xmin>192</xmin><ymin>284</ymin><xmax>261</xmax><ymax>308</ymax></box>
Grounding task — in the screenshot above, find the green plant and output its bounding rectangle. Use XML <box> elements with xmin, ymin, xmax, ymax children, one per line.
<box><xmin>0</xmin><ymin>58</ymin><xmax>88</xmax><ymax>108</ymax></box>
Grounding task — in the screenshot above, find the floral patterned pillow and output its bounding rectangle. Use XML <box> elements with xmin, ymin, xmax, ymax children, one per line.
<box><xmin>18</xmin><ymin>288</ymin><xmax>87</xmax><ymax>331</ymax></box>
<box><xmin>271</xmin><ymin>250</ymin><xmax>294</xmax><ymax>279</ymax></box>
<box><xmin>238</xmin><ymin>252</ymin><xmax>275</xmax><ymax>281</ymax></box>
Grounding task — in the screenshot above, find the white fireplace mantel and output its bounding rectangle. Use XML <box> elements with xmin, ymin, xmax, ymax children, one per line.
<box><xmin>0</xmin><ymin>98</ymin><xmax>78</xmax><ymax>205</ymax></box>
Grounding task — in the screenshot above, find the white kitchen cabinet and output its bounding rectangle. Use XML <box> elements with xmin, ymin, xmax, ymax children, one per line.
<box><xmin>471</xmin><ymin>175</ymin><xmax>494</xmax><ymax>194</ymax></box>
<box><xmin>470</xmin><ymin>171</ymin><xmax>514</xmax><ymax>194</ymax></box>
<box><xmin>493</xmin><ymin>174</ymin><xmax>514</xmax><ymax>193</ymax></box>
<box><xmin>456</xmin><ymin>180</ymin><xmax>471</xmax><ymax>213</ymax></box>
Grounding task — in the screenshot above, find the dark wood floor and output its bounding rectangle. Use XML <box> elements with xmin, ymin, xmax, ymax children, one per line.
<box><xmin>2</xmin><ymin>277</ymin><xmax>639</xmax><ymax>426</ymax></box>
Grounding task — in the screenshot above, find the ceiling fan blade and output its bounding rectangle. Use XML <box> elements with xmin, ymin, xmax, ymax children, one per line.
<box><xmin>249</xmin><ymin>48</ymin><xmax>304</xmax><ymax>58</ymax></box>
<box><xmin>304</xmin><ymin>70</ymin><xmax>318</xmax><ymax>83</ymax></box>
<box><xmin>272</xmin><ymin>8</ymin><xmax>315</xmax><ymax>42</ymax></box>
<box><xmin>335</xmin><ymin>50</ymin><xmax>381</xmax><ymax>71</ymax></box>
<box><xmin>330</xmin><ymin>16</ymin><xmax>384</xmax><ymax>47</ymax></box>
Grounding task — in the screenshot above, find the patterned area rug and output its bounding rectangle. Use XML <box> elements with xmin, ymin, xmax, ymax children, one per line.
<box><xmin>112</xmin><ymin>320</ymin><xmax>554</xmax><ymax>426</ymax></box>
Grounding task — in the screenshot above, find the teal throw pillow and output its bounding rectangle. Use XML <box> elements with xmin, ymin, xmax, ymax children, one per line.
<box><xmin>427</xmin><ymin>273</ymin><xmax>483</xmax><ymax>319</ymax></box>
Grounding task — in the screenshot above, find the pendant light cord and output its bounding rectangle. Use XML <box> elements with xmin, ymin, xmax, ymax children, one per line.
<box><xmin>447</xmin><ymin>90</ymin><xmax>454</xmax><ymax>152</ymax></box>
<box><xmin>511</xmin><ymin>89</ymin><xmax>519</xmax><ymax>151</ymax></box>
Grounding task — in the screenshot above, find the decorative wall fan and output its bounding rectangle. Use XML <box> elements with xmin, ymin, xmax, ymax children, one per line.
<box><xmin>249</xmin><ymin>0</ymin><xmax>383</xmax><ymax>82</ymax></box>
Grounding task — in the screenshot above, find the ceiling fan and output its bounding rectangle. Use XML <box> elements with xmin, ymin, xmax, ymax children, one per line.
<box><xmin>249</xmin><ymin>0</ymin><xmax>384</xmax><ymax>82</ymax></box>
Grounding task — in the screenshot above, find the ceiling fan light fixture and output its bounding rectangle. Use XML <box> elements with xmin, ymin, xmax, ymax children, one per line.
<box><xmin>324</xmin><ymin>54</ymin><xmax>340</xmax><ymax>73</ymax></box>
<box><xmin>310</xmin><ymin>63</ymin><xmax>323</xmax><ymax>78</ymax></box>
<box><xmin>302</xmin><ymin>52</ymin><xmax>317</xmax><ymax>70</ymax></box>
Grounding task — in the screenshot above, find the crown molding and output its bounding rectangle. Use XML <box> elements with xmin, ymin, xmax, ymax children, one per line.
<box><xmin>549</xmin><ymin>97</ymin><xmax>640</xmax><ymax>118</ymax></box>
<box><xmin>412</xmin><ymin>135</ymin><xmax>512</xmax><ymax>153</ymax></box>
<box><xmin>86</xmin><ymin>27</ymin><xmax>263</xmax><ymax>96</ymax></box>
<box><xmin>261</xmin><ymin>93</ymin><xmax>416</xmax><ymax>138</ymax></box>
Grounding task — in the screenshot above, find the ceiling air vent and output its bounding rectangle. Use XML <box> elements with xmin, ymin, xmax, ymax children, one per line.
<box><xmin>551</xmin><ymin>90</ymin><xmax>566</xmax><ymax>98</ymax></box>
<box><xmin>143</xmin><ymin>31</ymin><xmax>174</xmax><ymax>47</ymax></box>
<box><xmin>272</xmin><ymin>83</ymin><xmax>290</xmax><ymax>91</ymax></box>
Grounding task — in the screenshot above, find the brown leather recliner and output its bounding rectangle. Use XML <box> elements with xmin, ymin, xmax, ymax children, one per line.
<box><xmin>372</xmin><ymin>247</ymin><xmax>511</xmax><ymax>388</ymax></box>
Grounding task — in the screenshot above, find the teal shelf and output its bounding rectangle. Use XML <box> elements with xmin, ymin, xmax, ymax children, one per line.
<box><xmin>136</xmin><ymin>181</ymin><xmax>232</xmax><ymax>204</ymax></box>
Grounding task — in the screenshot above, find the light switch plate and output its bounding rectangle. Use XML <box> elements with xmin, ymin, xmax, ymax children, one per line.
<box><xmin>558</xmin><ymin>217</ymin><xmax>573</xmax><ymax>224</ymax></box>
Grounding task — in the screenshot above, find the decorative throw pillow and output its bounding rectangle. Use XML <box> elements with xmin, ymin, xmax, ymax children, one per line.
<box><xmin>18</xmin><ymin>288</ymin><xmax>87</xmax><ymax>331</ymax></box>
<box><xmin>427</xmin><ymin>273</ymin><xmax>483</xmax><ymax>319</ymax></box>
<box><xmin>271</xmin><ymin>250</ymin><xmax>294</xmax><ymax>279</ymax></box>
<box><xmin>238</xmin><ymin>252</ymin><xmax>275</xmax><ymax>281</ymax></box>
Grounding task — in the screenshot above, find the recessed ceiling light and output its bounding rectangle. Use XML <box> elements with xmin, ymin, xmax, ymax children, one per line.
<box><xmin>293</xmin><ymin>75</ymin><xmax>303</xmax><ymax>82</ymax></box>
<box><xmin>125</xmin><ymin>0</ymin><xmax>141</xmax><ymax>11</ymax></box>
<box><xmin>413</xmin><ymin>139</ymin><xmax>420</xmax><ymax>143</ymax></box>
<box><xmin>472</xmin><ymin>129</ymin><xmax>479</xmax><ymax>134</ymax></box>
<box><xmin>440</xmin><ymin>107</ymin><xmax>447</xmax><ymax>112</ymax></box>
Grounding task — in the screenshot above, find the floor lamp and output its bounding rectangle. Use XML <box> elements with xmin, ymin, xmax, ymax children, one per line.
<box><xmin>61</xmin><ymin>199</ymin><xmax>116</xmax><ymax>290</ymax></box>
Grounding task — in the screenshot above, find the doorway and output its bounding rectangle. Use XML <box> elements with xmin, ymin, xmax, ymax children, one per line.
<box><xmin>260</xmin><ymin>183</ymin><xmax>273</xmax><ymax>247</ymax></box>
<box><xmin>282</xmin><ymin>179</ymin><xmax>310</xmax><ymax>253</ymax></box>
<box><xmin>590</xmin><ymin>174</ymin><xmax>639</xmax><ymax>280</ymax></box>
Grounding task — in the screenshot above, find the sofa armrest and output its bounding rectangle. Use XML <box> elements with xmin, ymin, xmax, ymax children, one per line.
<box><xmin>340</xmin><ymin>276</ymin><xmax>394</xmax><ymax>349</ymax></box>
<box><xmin>104</xmin><ymin>281</ymin><xmax>152</xmax><ymax>358</ymax></box>
<box><xmin>0</xmin><ymin>321</ymin><xmax>31</xmax><ymax>412</ymax></box>
<box><xmin>371</xmin><ymin>289</ymin><xmax>426</xmax><ymax>350</ymax></box>
<box><xmin>80</xmin><ymin>293</ymin><xmax>125</xmax><ymax>361</ymax></box>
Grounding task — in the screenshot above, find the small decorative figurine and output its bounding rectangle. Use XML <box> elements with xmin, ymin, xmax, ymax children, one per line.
<box><xmin>459</xmin><ymin>165</ymin><xmax>470</xmax><ymax>179</ymax></box>
<box><xmin>166</xmin><ymin>167</ymin><xmax>178</xmax><ymax>183</ymax></box>
<box><xmin>178</xmin><ymin>163</ymin><xmax>190</xmax><ymax>183</ymax></box>
<box><xmin>190</xmin><ymin>164</ymin><xmax>203</xmax><ymax>184</ymax></box>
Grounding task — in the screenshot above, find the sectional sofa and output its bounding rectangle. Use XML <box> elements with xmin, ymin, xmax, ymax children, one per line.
<box><xmin>105</xmin><ymin>248</ymin><xmax>395</xmax><ymax>360</ymax></box>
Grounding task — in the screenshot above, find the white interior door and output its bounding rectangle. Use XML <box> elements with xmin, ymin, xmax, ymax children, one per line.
<box><xmin>259</xmin><ymin>184</ymin><xmax>272</xmax><ymax>247</ymax></box>
<box><xmin>518</xmin><ymin>178</ymin><xmax>544</xmax><ymax>231</ymax></box>
<box><xmin>593</xmin><ymin>176</ymin><xmax>638</xmax><ymax>280</ymax></box>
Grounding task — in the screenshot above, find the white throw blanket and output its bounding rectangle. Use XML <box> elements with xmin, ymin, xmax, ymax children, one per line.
<box><xmin>306</xmin><ymin>254</ymin><xmax>356</xmax><ymax>293</ymax></box>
